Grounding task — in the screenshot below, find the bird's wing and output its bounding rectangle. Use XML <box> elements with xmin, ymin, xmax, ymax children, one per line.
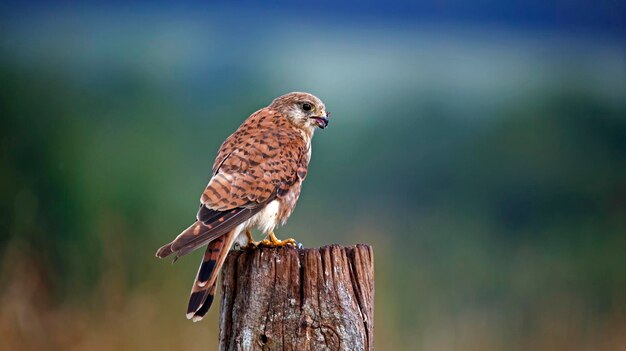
<box><xmin>202</xmin><ymin>109</ymin><xmax>308</xmax><ymax>210</ymax></box>
<box><xmin>156</xmin><ymin>109</ymin><xmax>308</xmax><ymax>259</ymax></box>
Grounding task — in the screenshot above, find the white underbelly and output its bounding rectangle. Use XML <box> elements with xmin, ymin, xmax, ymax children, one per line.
<box><xmin>232</xmin><ymin>200</ymin><xmax>281</xmax><ymax>247</ymax></box>
<box><xmin>246</xmin><ymin>199</ymin><xmax>281</xmax><ymax>234</ymax></box>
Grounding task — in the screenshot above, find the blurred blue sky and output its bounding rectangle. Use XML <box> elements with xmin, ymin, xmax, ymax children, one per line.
<box><xmin>2</xmin><ymin>0</ymin><xmax>623</xmax><ymax>116</ymax></box>
<box><xmin>2</xmin><ymin>0</ymin><xmax>625</xmax><ymax>36</ymax></box>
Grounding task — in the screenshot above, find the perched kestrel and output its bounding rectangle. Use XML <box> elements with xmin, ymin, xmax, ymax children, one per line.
<box><xmin>156</xmin><ymin>92</ymin><xmax>329</xmax><ymax>321</ymax></box>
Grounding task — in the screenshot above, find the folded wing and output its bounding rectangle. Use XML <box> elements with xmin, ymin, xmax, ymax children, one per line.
<box><xmin>155</xmin><ymin>109</ymin><xmax>308</xmax><ymax>260</ymax></box>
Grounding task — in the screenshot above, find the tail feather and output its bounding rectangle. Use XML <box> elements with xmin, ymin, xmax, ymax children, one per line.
<box><xmin>186</xmin><ymin>229</ymin><xmax>238</xmax><ymax>321</ymax></box>
<box><xmin>191</xmin><ymin>283</ymin><xmax>216</xmax><ymax>322</ymax></box>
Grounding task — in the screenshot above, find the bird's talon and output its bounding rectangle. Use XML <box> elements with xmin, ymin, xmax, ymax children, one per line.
<box><xmin>282</xmin><ymin>238</ymin><xmax>297</xmax><ymax>246</ymax></box>
<box><xmin>242</xmin><ymin>229</ymin><xmax>260</xmax><ymax>250</ymax></box>
<box><xmin>258</xmin><ymin>232</ymin><xmax>298</xmax><ymax>248</ymax></box>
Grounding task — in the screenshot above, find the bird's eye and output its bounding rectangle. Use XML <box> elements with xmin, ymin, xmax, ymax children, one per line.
<box><xmin>302</xmin><ymin>103</ymin><xmax>312</xmax><ymax>111</ymax></box>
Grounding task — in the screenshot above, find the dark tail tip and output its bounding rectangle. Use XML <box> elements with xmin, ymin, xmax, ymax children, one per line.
<box><xmin>187</xmin><ymin>290</ymin><xmax>206</xmax><ymax>318</ymax></box>
<box><xmin>187</xmin><ymin>283</ymin><xmax>217</xmax><ymax>321</ymax></box>
<box><xmin>192</xmin><ymin>294</ymin><xmax>214</xmax><ymax>321</ymax></box>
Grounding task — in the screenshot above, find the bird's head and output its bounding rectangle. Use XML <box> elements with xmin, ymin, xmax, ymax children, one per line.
<box><xmin>269</xmin><ymin>92</ymin><xmax>329</xmax><ymax>133</ymax></box>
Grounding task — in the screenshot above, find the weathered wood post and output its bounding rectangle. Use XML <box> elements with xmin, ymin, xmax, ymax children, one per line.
<box><xmin>219</xmin><ymin>244</ymin><xmax>374</xmax><ymax>351</ymax></box>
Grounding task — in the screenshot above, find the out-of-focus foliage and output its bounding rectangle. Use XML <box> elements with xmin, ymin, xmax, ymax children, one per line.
<box><xmin>1</xmin><ymin>3</ymin><xmax>625</xmax><ymax>350</ymax></box>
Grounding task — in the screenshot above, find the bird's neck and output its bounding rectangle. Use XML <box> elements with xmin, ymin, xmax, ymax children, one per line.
<box><xmin>299</xmin><ymin>127</ymin><xmax>314</xmax><ymax>144</ymax></box>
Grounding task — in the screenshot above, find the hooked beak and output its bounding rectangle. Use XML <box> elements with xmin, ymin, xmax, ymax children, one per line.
<box><xmin>311</xmin><ymin>112</ymin><xmax>330</xmax><ymax>129</ymax></box>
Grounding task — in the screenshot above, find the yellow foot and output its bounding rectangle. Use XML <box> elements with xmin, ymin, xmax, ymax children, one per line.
<box><xmin>242</xmin><ymin>230</ymin><xmax>260</xmax><ymax>250</ymax></box>
<box><xmin>259</xmin><ymin>232</ymin><xmax>297</xmax><ymax>248</ymax></box>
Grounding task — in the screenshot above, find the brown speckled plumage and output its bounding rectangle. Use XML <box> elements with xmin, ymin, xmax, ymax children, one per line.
<box><xmin>156</xmin><ymin>92</ymin><xmax>328</xmax><ymax>321</ymax></box>
<box><xmin>201</xmin><ymin>109</ymin><xmax>309</xmax><ymax>211</ymax></box>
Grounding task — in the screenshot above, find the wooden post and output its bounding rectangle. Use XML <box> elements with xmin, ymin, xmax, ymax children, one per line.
<box><xmin>219</xmin><ymin>244</ymin><xmax>374</xmax><ymax>351</ymax></box>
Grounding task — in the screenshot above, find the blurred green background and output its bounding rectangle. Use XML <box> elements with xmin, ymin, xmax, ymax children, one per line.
<box><xmin>1</xmin><ymin>2</ymin><xmax>625</xmax><ymax>350</ymax></box>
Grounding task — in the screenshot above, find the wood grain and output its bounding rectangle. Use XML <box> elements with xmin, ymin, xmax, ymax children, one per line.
<box><xmin>219</xmin><ymin>244</ymin><xmax>374</xmax><ymax>351</ymax></box>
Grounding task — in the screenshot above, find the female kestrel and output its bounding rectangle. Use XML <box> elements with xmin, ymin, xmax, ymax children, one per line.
<box><xmin>156</xmin><ymin>92</ymin><xmax>329</xmax><ymax>321</ymax></box>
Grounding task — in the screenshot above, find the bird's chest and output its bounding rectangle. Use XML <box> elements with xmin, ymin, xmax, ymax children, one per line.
<box><xmin>278</xmin><ymin>180</ymin><xmax>303</xmax><ymax>224</ymax></box>
<box><xmin>277</xmin><ymin>140</ymin><xmax>310</xmax><ymax>224</ymax></box>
